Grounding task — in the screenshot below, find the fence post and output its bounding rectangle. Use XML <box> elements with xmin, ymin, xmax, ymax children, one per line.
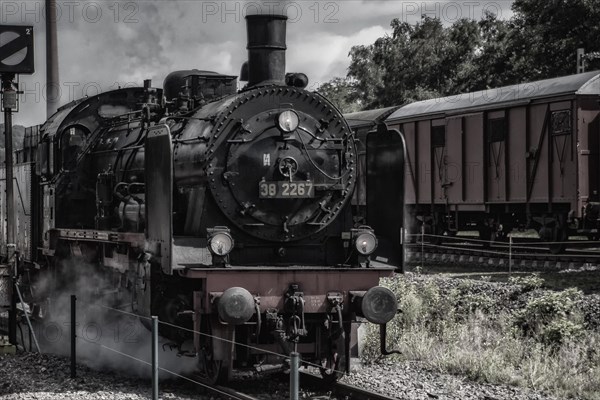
<box><xmin>290</xmin><ymin>352</ymin><xmax>299</xmax><ymax>400</ymax></box>
<box><xmin>152</xmin><ymin>316</ymin><xmax>159</xmax><ymax>400</ymax></box>
<box><xmin>509</xmin><ymin>236</ymin><xmax>513</xmax><ymax>277</ymax></box>
<box><xmin>421</xmin><ymin>224</ymin><xmax>425</xmax><ymax>271</ymax></box>
<box><xmin>70</xmin><ymin>295</ymin><xmax>76</xmax><ymax>379</ymax></box>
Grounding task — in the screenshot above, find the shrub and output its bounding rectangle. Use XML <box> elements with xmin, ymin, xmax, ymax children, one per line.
<box><xmin>508</xmin><ymin>273</ymin><xmax>545</xmax><ymax>292</ymax></box>
<box><xmin>360</xmin><ymin>275</ymin><xmax>600</xmax><ymax>399</ymax></box>
<box><xmin>512</xmin><ymin>288</ymin><xmax>584</xmax><ymax>346</ymax></box>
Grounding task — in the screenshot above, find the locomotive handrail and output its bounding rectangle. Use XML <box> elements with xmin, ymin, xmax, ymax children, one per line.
<box><xmin>298</xmin><ymin>126</ymin><xmax>345</xmax><ymax>142</ymax></box>
<box><xmin>296</xmin><ymin>128</ymin><xmax>350</xmax><ymax>181</ymax></box>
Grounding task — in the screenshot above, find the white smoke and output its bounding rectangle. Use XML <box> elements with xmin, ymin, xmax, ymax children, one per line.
<box><xmin>23</xmin><ymin>258</ymin><xmax>196</xmax><ymax>379</ymax></box>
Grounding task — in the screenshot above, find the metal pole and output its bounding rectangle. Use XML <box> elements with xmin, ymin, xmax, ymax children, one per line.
<box><xmin>152</xmin><ymin>316</ymin><xmax>159</xmax><ymax>400</ymax></box>
<box><xmin>509</xmin><ymin>236</ymin><xmax>513</xmax><ymax>277</ymax></box>
<box><xmin>70</xmin><ymin>295</ymin><xmax>76</xmax><ymax>378</ymax></box>
<box><xmin>3</xmin><ymin>74</ymin><xmax>17</xmax><ymax>345</ymax></box>
<box><xmin>290</xmin><ymin>352</ymin><xmax>299</xmax><ymax>400</ymax></box>
<box><xmin>46</xmin><ymin>0</ymin><xmax>60</xmax><ymax>117</ymax></box>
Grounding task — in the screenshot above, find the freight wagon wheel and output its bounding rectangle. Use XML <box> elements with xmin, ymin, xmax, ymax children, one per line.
<box><xmin>478</xmin><ymin>225</ymin><xmax>495</xmax><ymax>247</ymax></box>
<box><xmin>548</xmin><ymin>227</ymin><xmax>567</xmax><ymax>255</ymax></box>
<box><xmin>539</xmin><ymin>217</ymin><xmax>568</xmax><ymax>254</ymax></box>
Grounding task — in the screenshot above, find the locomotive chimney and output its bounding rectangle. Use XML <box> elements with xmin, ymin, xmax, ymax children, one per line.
<box><xmin>245</xmin><ymin>14</ymin><xmax>287</xmax><ymax>87</ymax></box>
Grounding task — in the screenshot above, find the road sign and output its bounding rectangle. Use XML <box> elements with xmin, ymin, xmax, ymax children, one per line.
<box><xmin>0</xmin><ymin>25</ymin><xmax>34</xmax><ymax>74</ymax></box>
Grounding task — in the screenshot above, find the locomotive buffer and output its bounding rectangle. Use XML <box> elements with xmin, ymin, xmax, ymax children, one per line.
<box><xmin>0</xmin><ymin>24</ymin><xmax>34</xmax><ymax>346</ymax></box>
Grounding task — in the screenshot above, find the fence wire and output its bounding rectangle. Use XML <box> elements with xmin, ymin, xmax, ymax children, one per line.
<box><xmin>77</xmin><ymin>299</ymin><xmax>353</xmax><ymax>385</ymax></box>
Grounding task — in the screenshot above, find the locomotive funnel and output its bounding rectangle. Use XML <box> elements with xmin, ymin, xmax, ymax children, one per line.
<box><xmin>246</xmin><ymin>14</ymin><xmax>287</xmax><ymax>86</ymax></box>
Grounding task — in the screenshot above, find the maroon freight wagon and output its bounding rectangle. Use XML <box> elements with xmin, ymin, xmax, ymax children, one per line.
<box><xmin>383</xmin><ymin>71</ymin><xmax>600</xmax><ymax>252</ymax></box>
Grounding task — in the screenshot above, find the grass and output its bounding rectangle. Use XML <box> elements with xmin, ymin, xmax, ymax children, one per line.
<box><xmin>361</xmin><ymin>274</ymin><xmax>600</xmax><ymax>399</ymax></box>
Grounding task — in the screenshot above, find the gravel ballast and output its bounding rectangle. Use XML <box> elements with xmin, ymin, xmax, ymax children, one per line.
<box><xmin>1</xmin><ymin>273</ymin><xmax>597</xmax><ymax>400</ymax></box>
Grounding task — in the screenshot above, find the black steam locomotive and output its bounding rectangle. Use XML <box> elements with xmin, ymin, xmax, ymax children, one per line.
<box><xmin>3</xmin><ymin>15</ymin><xmax>406</xmax><ymax>382</ymax></box>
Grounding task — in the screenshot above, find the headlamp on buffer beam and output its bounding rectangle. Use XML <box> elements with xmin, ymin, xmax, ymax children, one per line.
<box><xmin>207</xmin><ymin>227</ymin><xmax>234</xmax><ymax>265</ymax></box>
<box><xmin>352</xmin><ymin>227</ymin><xmax>378</xmax><ymax>256</ymax></box>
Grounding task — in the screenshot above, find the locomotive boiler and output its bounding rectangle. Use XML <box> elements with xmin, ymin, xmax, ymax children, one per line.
<box><xmin>3</xmin><ymin>15</ymin><xmax>406</xmax><ymax>383</ymax></box>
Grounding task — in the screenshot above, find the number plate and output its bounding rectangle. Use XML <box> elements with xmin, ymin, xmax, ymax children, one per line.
<box><xmin>259</xmin><ymin>181</ymin><xmax>315</xmax><ymax>199</ymax></box>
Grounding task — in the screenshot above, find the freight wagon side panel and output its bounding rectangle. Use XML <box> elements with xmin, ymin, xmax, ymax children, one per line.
<box><xmin>507</xmin><ymin>107</ymin><xmax>527</xmax><ymax>202</ymax></box>
<box><xmin>548</xmin><ymin>101</ymin><xmax>578</xmax><ymax>205</ymax></box>
<box><xmin>463</xmin><ymin>114</ymin><xmax>485</xmax><ymax>206</ymax></box>
<box><xmin>577</xmin><ymin>97</ymin><xmax>600</xmax><ymax>212</ymax></box>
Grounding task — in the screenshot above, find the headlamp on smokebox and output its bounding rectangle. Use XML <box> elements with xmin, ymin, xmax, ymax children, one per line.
<box><xmin>278</xmin><ymin>110</ymin><xmax>299</xmax><ymax>133</ymax></box>
<box><xmin>207</xmin><ymin>226</ymin><xmax>234</xmax><ymax>265</ymax></box>
<box><xmin>350</xmin><ymin>226</ymin><xmax>378</xmax><ymax>266</ymax></box>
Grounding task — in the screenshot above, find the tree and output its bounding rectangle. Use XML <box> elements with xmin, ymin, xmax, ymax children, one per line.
<box><xmin>315</xmin><ymin>77</ymin><xmax>362</xmax><ymax>113</ymax></box>
<box><xmin>322</xmin><ymin>0</ymin><xmax>600</xmax><ymax>111</ymax></box>
<box><xmin>347</xmin><ymin>17</ymin><xmax>480</xmax><ymax>108</ymax></box>
<box><xmin>510</xmin><ymin>0</ymin><xmax>600</xmax><ymax>79</ymax></box>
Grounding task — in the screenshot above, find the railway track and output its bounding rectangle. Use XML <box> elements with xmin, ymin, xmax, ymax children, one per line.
<box><xmin>300</xmin><ymin>371</ymin><xmax>400</xmax><ymax>400</ymax></box>
<box><xmin>405</xmin><ymin>235</ymin><xmax>600</xmax><ymax>268</ymax></box>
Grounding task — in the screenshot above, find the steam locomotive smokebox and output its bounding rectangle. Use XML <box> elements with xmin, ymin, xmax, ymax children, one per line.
<box><xmin>0</xmin><ymin>264</ymin><xmax>12</xmax><ymax>308</ymax></box>
<box><xmin>246</xmin><ymin>14</ymin><xmax>287</xmax><ymax>86</ymax></box>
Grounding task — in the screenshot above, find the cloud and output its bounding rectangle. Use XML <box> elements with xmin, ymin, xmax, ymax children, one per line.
<box><xmin>1</xmin><ymin>0</ymin><xmax>513</xmax><ymax>127</ymax></box>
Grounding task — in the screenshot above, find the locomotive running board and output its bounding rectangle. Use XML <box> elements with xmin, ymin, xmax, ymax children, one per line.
<box><xmin>145</xmin><ymin>124</ymin><xmax>174</xmax><ymax>275</ymax></box>
<box><xmin>366</xmin><ymin>124</ymin><xmax>406</xmax><ymax>272</ymax></box>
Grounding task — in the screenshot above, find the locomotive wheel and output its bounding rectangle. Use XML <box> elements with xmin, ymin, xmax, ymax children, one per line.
<box><xmin>198</xmin><ymin>349</ymin><xmax>226</xmax><ymax>385</ymax></box>
<box><xmin>197</xmin><ymin>318</ymin><xmax>228</xmax><ymax>384</ymax></box>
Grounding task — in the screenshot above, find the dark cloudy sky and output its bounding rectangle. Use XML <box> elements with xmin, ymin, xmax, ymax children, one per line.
<box><xmin>1</xmin><ymin>0</ymin><xmax>514</xmax><ymax>127</ymax></box>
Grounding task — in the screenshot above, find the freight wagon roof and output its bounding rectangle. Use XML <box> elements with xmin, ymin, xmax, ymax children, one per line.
<box><xmin>387</xmin><ymin>71</ymin><xmax>600</xmax><ymax>121</ymax></box>
<box><xmin>344</xmin><ymin>106</ymin><xmax>400</xmax><ymax>128</ymax></box>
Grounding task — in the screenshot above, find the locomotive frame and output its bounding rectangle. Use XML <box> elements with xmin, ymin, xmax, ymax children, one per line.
<box><xmin>1</xmin><ymin>14</ymin><xmax>407</xmax><ymax>383</ymax></box>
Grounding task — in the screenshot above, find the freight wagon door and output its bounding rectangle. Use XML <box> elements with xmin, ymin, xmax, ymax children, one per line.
<box><xmin>486</xmin><ymin>111</ymin><xmax>508</xmax><ymax>202</ymax></box>
<box><xmin>464</xmin><ymin>114</ymin><xmax>485</xmax><ymax>205</ymax></box>
<box><xmin>446</xmin><ymin>117</ymin><xmax>463</xmax><ymax>205</ymax></box>
<box><xmin>431</xmin><ymin>119</ymin><xmax>446</xmax><ymax>204</ymax></box>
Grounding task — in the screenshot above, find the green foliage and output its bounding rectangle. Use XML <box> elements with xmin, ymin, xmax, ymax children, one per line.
<box><xmin>315</xmin><ymin>77</ymin><xmax>362</xmax><ymax>113</ymax></box>
<box><xmin>511</xmin><ymin>0</ymin><xmax>600</xmax><ymax>79</ymax></box>
<box><xmin>508</xmin><ymin>274</ymin><xmax>545</xmax><ymax>292</ymax></box>
<box><xmin>513</xmin><ymin>288</ymin><xmax>584</xmax><ymax>345</ymax></box>
<box><xmin>325</xmin><ymin>0</ymin><xmax>600</xmax><ymax>111</ymax></box>
<box><xmin>360</xmin><ymin>276</ymin><xmax>600</xmax><ymax>399</ymax></box>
